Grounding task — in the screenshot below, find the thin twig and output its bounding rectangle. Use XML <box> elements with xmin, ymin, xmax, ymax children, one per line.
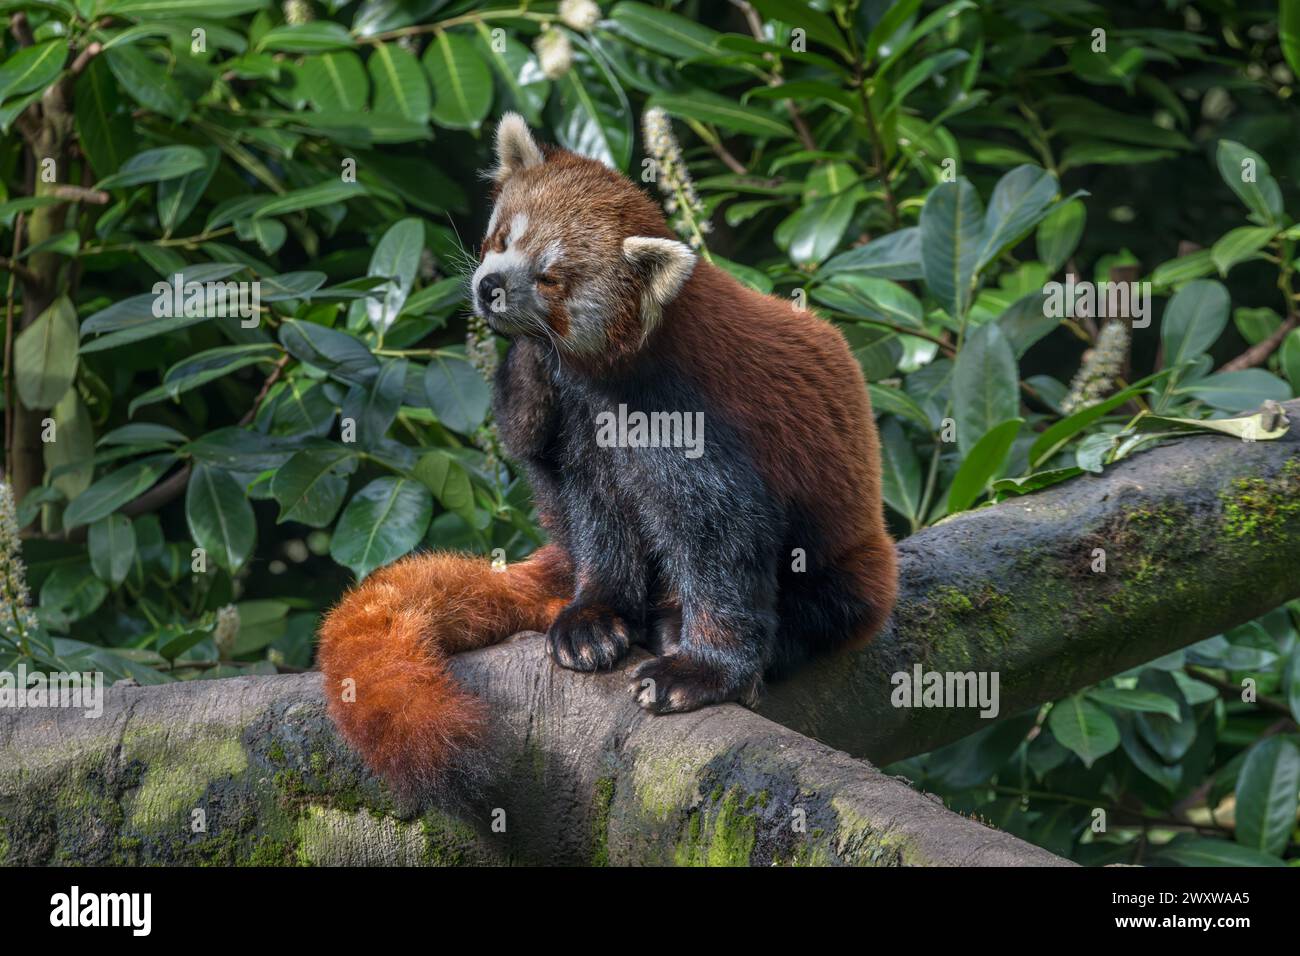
<box><xmin>47</xmin><ymin>184</ymin><xmax>110</xmax><ymax>205</ymax></box>
<box><xmin>1220</xmin><ymin>313</ymin><xmax>1298</xmax><ymax>372</ymax></box>
<box><xmin>729</xmin><ymin>0</ymin><xmax>819</xmax><ymax>152</ymax></box>
<box><xmin>3</xmin><ymin>214</ymin><xmax>21</xmax><ymax>482</ymax></box>
<box><xmin>238</xmin><ymin>354</ymin><xmax>290</xmax><ymax>426</ymax></box>
<box><xmin>0</xmin><ymin>257</ymin><xmax>42</xmax><ymax>288</ymax></box>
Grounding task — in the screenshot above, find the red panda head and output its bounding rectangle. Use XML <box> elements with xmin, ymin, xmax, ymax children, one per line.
<box><xmin>471</xmin><ymin>113</ymin><xmax>697</xmax><ymax>364</ymax></box>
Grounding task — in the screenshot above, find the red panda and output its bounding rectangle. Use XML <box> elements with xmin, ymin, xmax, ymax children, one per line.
<box><xmin>317</xmin><ymin>114</ymin><xmax>898</xmax><ymax>793</ymax></box>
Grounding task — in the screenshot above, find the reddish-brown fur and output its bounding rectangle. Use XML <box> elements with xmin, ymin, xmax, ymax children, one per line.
<box><xmin>317</xmin><ymin>544</ymin><xmax>571</xmax><ymax>791</ymax></box>
<box><xmin>318</xmin><ymin>127</ymin><xmax>896</xmax><ymax>790</ymax></box>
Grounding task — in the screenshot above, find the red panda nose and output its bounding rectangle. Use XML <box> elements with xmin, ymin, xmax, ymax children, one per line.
<box><xmin>477</xmin><ymin>273</ymin><xmax>504</xmax><ymax>309</ymax></box>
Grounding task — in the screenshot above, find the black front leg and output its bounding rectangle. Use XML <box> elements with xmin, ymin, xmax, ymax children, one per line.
<box><xmin>494</xmin><ymin>340</ymin><xmax>568</xmax><ymax>538</ymax></box>
<box><xmin>545</xmin><ymin>449</ymin><xmax>648</xmax><ymax>672</ymax></box>
<box><xmin>626</xmin><ymin>441</ymin><xmax>784</xmax><ymax>713</ymax></box>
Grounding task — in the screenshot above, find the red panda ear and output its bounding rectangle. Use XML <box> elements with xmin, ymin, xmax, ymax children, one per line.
<box><xmin>492</xmin><ymin>112</ymin><xmax>544</xmax><ymax>183</ymax></box>
<box><xmin>622</xmin><ymin>237</ymin><xmax>697</xmax><ymax>324</ymax></box>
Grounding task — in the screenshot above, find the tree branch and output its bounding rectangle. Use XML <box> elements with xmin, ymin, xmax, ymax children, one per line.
<box><xmin>758</xmin><ymin>399</ymin><xmax>1300</xmax><ymax>764</ymax></box>
<box><xmin>1220</xmin><ymin>313</ymin><xmax>1299</xmax><ymax>373</ymax></box>
<box><xmin>1</xmin><ymin>403</ymin><xmax>1296</xmax><ymax>866</ymax></box>
<box><xmin>0</xmin><ymin>667</ymin><xmax>1067</xmax><ymax>866</ymax></box>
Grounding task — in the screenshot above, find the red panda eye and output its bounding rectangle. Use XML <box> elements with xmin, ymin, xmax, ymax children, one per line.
<box><xmin>536</xmin><ymin>273</ymin><xmax>559</xmax><ymax>288</ymax></box>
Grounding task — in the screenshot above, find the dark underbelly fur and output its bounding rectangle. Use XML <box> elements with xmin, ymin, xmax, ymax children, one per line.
<box><xmin>493</xmin><ymin>340</ymin><xmax>878</xmax><ymax>711</ymax></box>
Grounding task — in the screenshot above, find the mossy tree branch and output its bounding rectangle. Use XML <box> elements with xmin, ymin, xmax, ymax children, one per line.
<box><xmin>0</xmin><ymin>668</ymin><xmax>1066</xmax><ymax>867</ymax></box>
<box><xmin>1</xmin><ymin>403</ymin><xmax>1296</xmax><ymax>866</ymax></box>
<box><xmin>758</xmin><ymin>399</ymin><xmax>1300</xmax><ymax>765</ymax></box>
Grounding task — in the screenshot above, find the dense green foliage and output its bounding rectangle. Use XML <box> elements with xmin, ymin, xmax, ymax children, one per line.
<box><xmin>2</xmin><ymin>0</ymin><xmax>1299</xmax><ymax>866</ymax></box>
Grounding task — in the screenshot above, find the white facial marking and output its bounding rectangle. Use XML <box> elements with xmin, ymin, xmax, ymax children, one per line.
<box><xmin>508</xmin><ymin>212</ymin><xmax>529</xmax><ymax>247</ymax></box>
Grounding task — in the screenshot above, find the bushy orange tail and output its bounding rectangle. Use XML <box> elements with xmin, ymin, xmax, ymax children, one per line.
<box><xmin>317</xmin><ymin>545</ymin><xmax>572</xmax><ymax>793</ymax></box>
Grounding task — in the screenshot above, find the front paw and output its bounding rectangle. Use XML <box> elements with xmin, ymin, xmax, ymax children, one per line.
<box><xmin>629</xmin><ymin>654</ymin><xmax>762</xmax><ymax>714</ymax></box>
<box><xmin>546</xmin><ymin>603</ymin><xmax>633</xmax><ymax>672</ymax></box>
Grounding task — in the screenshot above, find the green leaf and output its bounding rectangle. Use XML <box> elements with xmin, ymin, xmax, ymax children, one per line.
<box><xmin>270</xmin><ymin>448</ymin><xmax>352</xmax><ymax>527</ymax></box>
<box><xmin>976</xmin><ymin>165</ymin><xmax>1061</xmax><ymax>272</ymax></box>
<box><xmin>46</xmin><ymin>389</ymin><xmax>94</xmax><ymax>500</ymax></box>
<box><xmin>63</xmin><ymin>454</ymin><xmax>175</xmax><ymax>529</ymax></box>
<box><xmin>474</xmin><ymin>25</ymin><xmax>548</xmax><ymax>126</ymax></box>
<box><xmin>258</xmin><ymin>22</ymin><xmax>356</xmax><ymax>53</ymax></box>
<box><xmin>96</xmin><ymin>145</ymin><xmax>208</xmax><ymax>190</ymax></box>
<box><xmin>105</xmin><ymin>46</ymin><xmax>187</xmax><ymax>121</ymax></box>
<box><xmin>1086</xmin><ymin>687</ymin><xmax>1181</xmax><ymax>720</ymax></box>
<box><xmin>921</xmin><ymin>178</ymin><xmax>983</xmax><ymax>320</ymax></box>
<box><xmin>99</xmin><ymin>423</ymin><xmax>189</xmax><ymax>447</ymax></box>
<box><xmin>102</xmin><ymin>0</ymin><xmax>270</xmax><ymax>16</ymax></box>
<box><xmin>157</xmin><ymin>147</ymin><xmax>218</xmax><ymax>233</ymax></box>
<box><xmin>1048</xmin><ymin>696</ymin><xmax>1120</xmax><ymax>768</ymax></box>
<box><xmin>820</xmin><ymin>227</ymin><xmax>923</xmax><ymax>281</ymax></box>
<box><xmin>423</xmin><ymin>352</ymin><xmax>491</xmax><ymax>435</ymax></box>
<box><xmin>1029</xmin><ymin>386</ymin><xmax>1144</xmax><ymax>468</ymax></box>
<box><xmin>1235</xmin><ymin>307</ymin><xmax>1282</xmax><ymax>347</ymax></box>
<box><xmin>778</xmin><ymin>193</ymin><xmax>856</xmax><ymax>267</ymax></box>
<box><xmin>352</xmin><ymin>0</ymin><xmax>449</xmax><ymax>36</ymax></box>
<box><xmin>300</xmin><ymin>51</ymin><xmax>368</xmax><ymax>113</ymax></box>
<box><xmin>15</xmin><ymin>295</ymin><xmax>79</xmax><ymax>409</ymax></box>
<box><xmin>88</xmin><ymin>513</ymin><xmax>137</xmax><ymax>587</ymax></box>
<box><xmin>997</xmin><ymin>292</ymin><xmax>1057</xmax><ymax>358</ymax></box>
<box><xmin>552</xmin><ymin>40</ymin><xmax>633</xmax><ymax>169</ymax></box>
<box><xmin>876</xmin><ymin>0</ymin><xmax>977</xmax><ymax>74</ymax></box>
<box><xmin>951</xmin><ymin>321</ymin><xmax>1018</xmax><ymax>455</ymax></box>
<box><xmin>1180</xmin><ymin>370</ymin><xmax>1292</xmax><ymax>413</ymax></box>
<box><xmin>1035</xmin><ymin>198</ymin><xmax>1085</xmax><ymax>275</ymax></box>
<box><xmin>1150</xmin><ymin>249</ymin><xmax>1215</xmax><ymax>290</ymax></box>
<box><xmin>1284</xmin><ymin>646</ymin><xmax>1300</xmax><ymax>724</ymax></box>
<box><xmin>0</xmin><ymin>39</ymin><xmax>65</xmax><ymax>103</ymax></box>
<box><xmin>368</xmin><ymin>42</ymin><xmax>429</xmax><ymax>123</ymax></box>
<box><xmin>235</xmin><ymin>216</ymin><xmax>287</xmax><ymax>256</ymax></box>
<box><xmin>1215</xmin><ymin>140</ymin><xmax>1284</xmax><ymax>225</ymax></box>
<box><xmin>129</xmin><ymin>344</ymin><xmax>279</xmax><ymax>416</ymax></box>
<box><xmin>414</xmin><ymin>449</ymin><xmax>477</xmax><ymax>524</ymax></box>
<box><xmin>1210</xmin><ymin>226</ymin><xmax>1276</xmax><ymax>276</ymax></box>
<box><xmin>814</xmin><ymin>275</ymin><xmax>923</xmax><ymax>328</ymax></box>
<box><xmin>865</xmin><ymin>0</ymin><xmax>922</xmax><ymax>65</ymax></box>
<box><xmin>1281</xmin><ymin>328</ymin><xmax>1300</xmax><ymax>392</ymax></box>
<box><xmin>1134</xmin><ymin>670</ymin><xmax>1196</xmax><ymax>762</ymax></box>
<box><xmin>609</xmin><ymin>2</ymin><xmax>721</xmax><ymax>59</ymax></box>
<box><xmin>1234</xmin><ymin>737</ymin><xmax>1300</xmax><ymax>857</ymax></box>
<box><xmin>1284</xmin><ymin>0</ymin><xmax>1300</xmax><ymax>80</ymax></box>
<box><xmin>423</xmin><ymin>29</ymin><xmax>492</xmax><ymax>130</ymax></box>
<box><xmin>400</xmin><ymin>277</ymin><xmax>466</xmax><ymax>317</ymax></box>
<box><xmin>649</xmin><ymin>90</ymin><xmax>794</xmax><ymax>139</ymax></box>
<box><xmin>1133</xmin><ymin>407</ymin><xmax>1291</xmax><ymax>442</ymax></box>
<box><xmin>1161</xmin><ymin>279</ymin><xmax>1229</xmax><ymax>369</ymax></box>
<box><xmin>947</xmin><ymin>417</ymin><xmax>1023</xmax><ymax>513</ymax></box>
<box><xmin>365</xmin><ymin>217</ymin><xmax>424</xmax><ymax>332</ymax></box>
<box><xmin>1155</xmin><ymin>837</ymin><xmax>1284</xmax><ymax>867</ymax></box>
<box><xmin>330</xmin><ymin>477</ymin><xmax>433</xmax><ymax>579</ymax></box>
<box><xmin>249</xmin><ymin>180</ymin><xmax>368</xmax><ymax>220</ymax></box>
<box><xmin>279</xmin><ymin>318</ymin><xmax>379</xmax><ymax>387</ymax></box>
<box><xmin>73</xmin><ymin>58</ymin><xmax>131</xmax><ymax>182</ymax></box>
<box><xmin>39</xmin><ymin>564</ymin><xmax>108</xmax><ymax>623</ymax></box>
<box><xmin>991</xmin><ymin>467</ymin><xmax>1082</xmax><ymax>499</ymax></box>
<box><xmin>181</xmin><ymin>427</ymin><xmax>298</xmax><ymax>471</ymax></box>
<box><xmin>186</xmin><ymin>464</ymin><xmax>256</xmax><ymax>572</ymax></box>
<box><xmin>340</xmin><ymin>358</ymin><xmax>406</xmax><ymax>448</ymax></box>
<box><xmin>868</xmin><ymin>383</ymin><xmax>932</xmax><ymax>431</ymax></box>
<box><xmin>878</xmin><ymin>419</ymin><xmax>922</xmax><ymax>524</ymax></box>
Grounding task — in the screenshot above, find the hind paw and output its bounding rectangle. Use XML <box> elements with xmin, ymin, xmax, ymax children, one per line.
<box><xmin>546</xmin><ymin>602</ymin><xmax>633</xmax><ymax>672</ymax></box>
<box><xmin>629</xmin><ymin>654</ymin><xmax>761</xmax><ymax>714</ymax></box>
